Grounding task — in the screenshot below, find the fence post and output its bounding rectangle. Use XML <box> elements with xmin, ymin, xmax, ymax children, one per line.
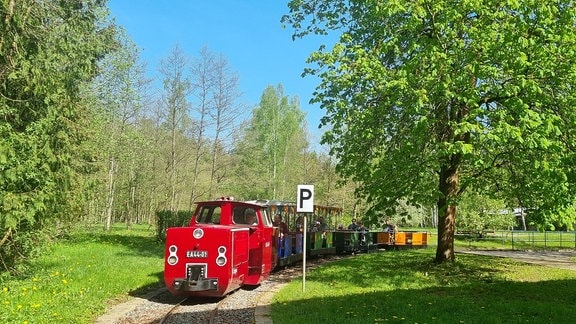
<box><xmin>544</xmin><ymin>230</ymin><xmax>547</xmax><ymax>248</ymax></box>
<box><xmin>511</xmin><ymin>230</ymin><xmax>514</xmax><ymax>250</ymax></box>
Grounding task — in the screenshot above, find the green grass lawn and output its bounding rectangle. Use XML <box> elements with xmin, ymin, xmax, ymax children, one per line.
<box><xmin>0</xmin><ymin>224</ymin><xmax>164</xmax><ymax>323</ymax></box>
<box><xmin>271</xmin><ymin>249</ymin><xmax>576</xmax><ymax>323</ymax></box>
<box><xmin>2</xmin><ymin>227</ymin><xmax>575</xmax><ymax>323</ymax></box>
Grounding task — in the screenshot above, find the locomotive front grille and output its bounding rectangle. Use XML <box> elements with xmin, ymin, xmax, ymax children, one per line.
<box><xmin>172</xmin><ymin>263</ymin><xmax>218</xmax><ymax>292</ymax></box>
<box><xmin>187</xmin><ymin>264</ymin><xmax>206</xmax><ymax>282</ymax></box>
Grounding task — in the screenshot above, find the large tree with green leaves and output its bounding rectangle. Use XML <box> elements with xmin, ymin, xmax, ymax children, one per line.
<box><xmin>233</xmin><ymin>85</ymin><xmax>307</xmax><ymax>200</ymax></box>
<box><xmin>0</xmin><ymin>0</ymin><xmax>116</xmax><ymax>270</ymax></box>
<box><xmin>283</xmin><ymin>0</ymin><xmax>576</xmax><ymax>262</ymax></box>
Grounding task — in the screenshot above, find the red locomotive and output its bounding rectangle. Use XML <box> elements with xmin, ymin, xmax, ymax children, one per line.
<box><xmin>164</xmin><ymin>197</ymin><xmax>429</xmax><ymax>297</ymax></box>
<box><xmin>164</xmin><ymin>198</ymin><xmax>278</xmax><ymax>297</ymax></box>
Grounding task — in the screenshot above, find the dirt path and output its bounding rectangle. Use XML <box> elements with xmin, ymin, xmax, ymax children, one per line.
<box><xmin>457</xmin><ymin>249</ymin><xmax>576</xmax><ymax>271</ymax></box>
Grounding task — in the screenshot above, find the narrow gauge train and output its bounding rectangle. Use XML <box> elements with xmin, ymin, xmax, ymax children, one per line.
<box><xmin>164</xmin><ymin>197</ymin><xmax>429</xmax><ymax>297</ymax></box>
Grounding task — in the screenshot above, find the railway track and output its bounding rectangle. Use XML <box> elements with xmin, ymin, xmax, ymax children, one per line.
<box><xmin>99</xmin><ymin>255</ymin><xmax>351</xmax><ymax>323</ymax></box>
<box><xmin>157</xmin><ymin>297</ymin><xmax>189</xmax><ymax>324</ymax></box>
<box><xmin>156</xmin><ymin>294</ymin><xmax>233</xmax><ymax>324</ymax></box>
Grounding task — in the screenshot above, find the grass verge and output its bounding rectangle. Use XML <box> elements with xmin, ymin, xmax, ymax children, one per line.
<box><xmin>271</xmin><ymin>249</ymin><xmax>576</xmax><ymax>323</ymax></box>
<box><xmin>0</xmin><ymin>224</ymin><xmax>164</xmax><ymax>323</ymax></box>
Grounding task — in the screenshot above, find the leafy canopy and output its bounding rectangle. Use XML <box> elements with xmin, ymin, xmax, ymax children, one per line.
<box><xmin>283</xmin><ymin>0</ymin><xmax>576</xmax><ymax>224</ymax></box>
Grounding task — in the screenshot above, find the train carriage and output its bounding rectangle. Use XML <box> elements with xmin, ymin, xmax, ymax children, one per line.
<box><xmin>374</xmin><ymin>230</ymin><xmax>429</xmax><ymax>249</ymax></box>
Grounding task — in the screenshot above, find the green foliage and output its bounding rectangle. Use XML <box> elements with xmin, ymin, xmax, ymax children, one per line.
<box><xmin>455</xmin><ymin>230</ymin><xmax>576</xmax><ymax>250</ymax></box>
<box><xmin>456</xmin><ymin>192</ymin><xmax>517</xmax><ymax>233</ymax></box>
<box><xmin>232</xmin><ymin>84</ymin><xmax>308</xmax><ymax>200</ymax></box>
<box><xmin>394</xmin><ymin>200</ymin><xmax>431</xmax><ymax>228</ymax></box>
<box><xmin>155</xmin><ymin>210</ymin><xmax>193</xmax><ymax>241</ymax></box>
<box><xmin>0</xmin><ymin>0</ymin><xmax>118</xmax><ymax>271</ymax></box>
<box><xmin>0</xmin><ymin>220</ymin><xmax>61</xmax><ymax>277</ymax></box>
<box><xmin>284</xmin><ymin>0</ymin><xmax>576</xmax><ymax>260</ymax></box>
<box><xmin>526</xmin><ymin>204</ymin><xmax>576</xmax><ymax>231</ymax></box>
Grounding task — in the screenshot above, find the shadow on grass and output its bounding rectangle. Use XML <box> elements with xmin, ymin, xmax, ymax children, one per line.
<box><xmin>68</xmin><ymin>230</ymin><xmax>169</xmax><ymax>298</ymax></box>
<box><xmin>127</xmin><ymin>270</ymin><xmax>166</xmax><ymax>298</ymax></box>
<box><xmin>309</xmin><ymin>250</ymin><xmax>504</xmax><ymax>290</ymax></box>
<box><xmin>65</xmin><ymin>230</ymin><xmax>165</xmax><ymax>259</ymax></box>
<box><xmin>272</xmin><ymin>249</ymin><xmax>576</xmax><ymax>323</ymax></box>
<box><xmin>271</xmin><ymin>278</ymin><xmax>576</xmax><ymax>323</ymax></box>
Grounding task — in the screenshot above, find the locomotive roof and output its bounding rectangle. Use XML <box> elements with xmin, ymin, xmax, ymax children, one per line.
<box><xmin>194</xmin><ymin>198</ymin><xmax>268</xmax><ymax>208</ymax></box>
<box><xmin>243</xmin><ymin>199</ymin><xmax>296</xmax><ymax>207</ymax></box>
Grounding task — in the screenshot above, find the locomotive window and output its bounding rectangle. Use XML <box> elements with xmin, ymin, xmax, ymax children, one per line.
<box><xmin>196</xmin><ymin>206</ymin><xmax>221</xmax><ymax>224</ymax></box>
<box><xmin>261</xmin><ymin>209</ymin><xmax>272</xmax><ymax>227</ymax></box>
<box><xmin>232</xmin><ymin>207</ymin><xmax>244</xmax><ymax>224</ymax></box>
<box><xmin>244</xmin><ymin>208</ymin><xmax>258</xmax><ymax>225</ymax></box>
<box><xmin>212</xmin><ymin>207</ymin><xmax>221</xmax><ymax>224</ymax></box>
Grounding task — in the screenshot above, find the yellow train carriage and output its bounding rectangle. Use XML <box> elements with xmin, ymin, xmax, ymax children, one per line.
<box><xmin>375</xmin><ymin>231</ymin><xmax>429</xmax><ymax>248</ymax></box>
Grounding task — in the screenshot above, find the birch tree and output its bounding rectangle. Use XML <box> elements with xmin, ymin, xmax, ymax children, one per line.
<box><xmin>234</xmin><ymin>85</ymin><xmax>307</xmax><ymax>200</ymax></box>
<box><xmin>90</xmin><ymin>30</ymin><xmax>150</xmax><ymax>230</ymax></box>
<box><xmin>158</xmin><ymin>45</ymin><xmax>192</xmax><ymax>213</ymax></box>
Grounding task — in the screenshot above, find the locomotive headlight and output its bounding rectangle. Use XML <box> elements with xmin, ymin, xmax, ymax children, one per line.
<box><xmin>167</xmin><ymin>245</ymin><xmax>178</xmax><ymax>265</ymax></box>
<box><xmin>167</xmin><ymin>255</ymin><xmax>178</xmax><ymax>265</ymax></box>
<box><xmin>216</xmin><ymin>256</ymin><xmax>227</xmax><ymax>266</ymax></box>
<box><xmin>216</xmin><ymin>245</ymin><xmax>227</xmax><ymax>266</ymax></box>
<box><xmin>193</xmin><ymin>228</ymin><xmax>204</xmax><ymax>239</ymax></box>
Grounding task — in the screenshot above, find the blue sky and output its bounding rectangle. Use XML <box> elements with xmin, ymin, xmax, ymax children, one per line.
<box><xmin>108</xmin><ymin>0</ymin><xmax>335</xmax><ymax>147</ymax></box>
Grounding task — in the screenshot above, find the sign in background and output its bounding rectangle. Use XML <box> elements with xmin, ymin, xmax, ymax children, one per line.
<box><xmin>296</xmin><ymin>185</ymin><xmax>314</xmax><ymax>213</ymax></box>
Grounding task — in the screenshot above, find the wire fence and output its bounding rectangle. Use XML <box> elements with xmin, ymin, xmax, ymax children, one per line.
<box><xmin>456</xmin><ymin>230</ymin><xmax>576</xmax><ymax>250</ymax></box>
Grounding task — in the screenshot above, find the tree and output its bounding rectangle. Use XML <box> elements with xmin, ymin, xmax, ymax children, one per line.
<box><xmin>87</xmin><ymin>28</ymin><xmax>151</xmax><ymax>230</ymax></box>
<box><xmin>283</xmin><ymin>1</ymin><xmax>576</xmax><ymax>262</ymax></box>
<box><xmin>208</xmin><ymin>52</ymin><xmax>243</xmax><ymax>198</ymax></box>
<box><xmin>0</xmin><ymin>0</ymin><xmax>117</xmax><ymax>270</ymax></box>
<box><xmin>456</xmin><ymin>192</ymin><xmax>516</xmax><ymax>234</ymax></box>
<box><xmin>158</xmin><ymin>45</ymin><xmax>192</xmax><ymax>213</ymax></box>
<box><xmin>188</xmin><ymin>47</ymin><xmax>242</xmax><ymax>206</ymax></box>
<box><xmin>233</xmin><ymin>85</ymin><xmax>307</xmax><ymax>200</ymax></box>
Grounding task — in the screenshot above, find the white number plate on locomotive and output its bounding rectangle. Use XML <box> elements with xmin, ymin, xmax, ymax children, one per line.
<box><xmin>186</xmin><ymin>250</ymin><xmax>208</xmax><ymax>258</ymax></box>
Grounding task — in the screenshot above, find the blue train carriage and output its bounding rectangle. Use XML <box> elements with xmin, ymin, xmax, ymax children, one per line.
<box><xmin>266</xmin><ymin>200</ymin><xmax>303</xmax><ymax>266</ymax></box>
<box><xmin>253</xmin><ymin>201</ymin><xmax>341</xmax><ymax>265</ymax></box>
<box><xmin>246</xmin><ymin>200</ymin><xmax>303</xmax><ymax>267</ymax></box>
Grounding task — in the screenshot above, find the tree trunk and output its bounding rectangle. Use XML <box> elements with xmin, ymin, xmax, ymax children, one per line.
<box><xmin>435</xmin><ymin>159</ymin><xmax>459</xmax><ymax>263</ymax></box>
<box><xmin>104</xmin><ymin>157</ymin><xmax>116</xmax><ymax>231</ymax></box>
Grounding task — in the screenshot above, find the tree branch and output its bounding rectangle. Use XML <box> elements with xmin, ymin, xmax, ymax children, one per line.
<box><xmin>0</xmin><ymin>227</ymin><xmax>12</xmax><ymax>248</ymax></box>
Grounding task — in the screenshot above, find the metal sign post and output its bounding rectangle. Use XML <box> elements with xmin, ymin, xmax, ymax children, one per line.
<box><xmin>302</xmin><ymin>215</ymin><xmax>307</xmax><ymax>291</ymax></box>
<box><xmin>297</xmin><ymin>185</ymin><xmax>314</xmax><ymax>292</ymax></box>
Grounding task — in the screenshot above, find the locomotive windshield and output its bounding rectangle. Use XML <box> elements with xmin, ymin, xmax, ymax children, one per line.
<box><xmin>196</xmin><ymin>205</ymin><xmax>221</xmax><ymax>224</ymax></box>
